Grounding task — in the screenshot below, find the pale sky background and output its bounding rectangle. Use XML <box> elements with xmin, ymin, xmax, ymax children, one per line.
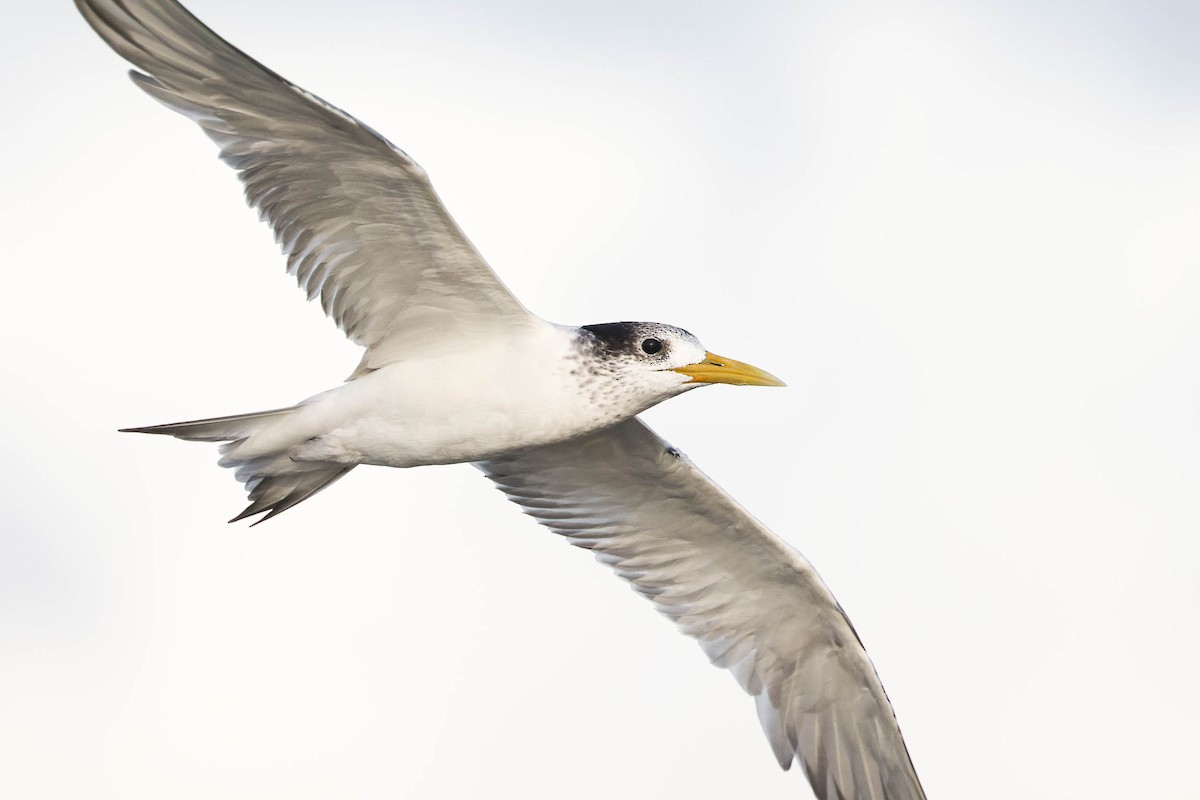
<box><xmin>3</xmin><ymin>0</ymin><xmax>1199</xmax><ymax>798</ymax></box>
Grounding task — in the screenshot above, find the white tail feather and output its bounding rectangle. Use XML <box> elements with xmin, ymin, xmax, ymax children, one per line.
<box><xmin>122</xmin><ymin>407</ymin><xmax>353</xmax><ymax>523</ymax></box>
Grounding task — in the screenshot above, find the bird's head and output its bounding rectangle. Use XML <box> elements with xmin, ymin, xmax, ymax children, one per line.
<box><xmin>578</xmin><ymin>322</ymin><xmax>785</xmax><ymax>407</ymax></box>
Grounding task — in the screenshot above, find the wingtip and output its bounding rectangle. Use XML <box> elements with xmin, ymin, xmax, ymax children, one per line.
<box><xmin>229</xmin><ymin>506</ymin><xmax>262</xmax><ymax>524</ymax></box>
<box><xmin>229</xmin><ymin>504</ymin><xmax>283</xmax><ymax>526</ymax></box>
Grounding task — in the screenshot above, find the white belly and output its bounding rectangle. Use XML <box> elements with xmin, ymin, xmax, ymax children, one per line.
<box><xmin>288</xmin><ymin>325</ymin><xmax>628</xmax><ymax>468</ymax></box>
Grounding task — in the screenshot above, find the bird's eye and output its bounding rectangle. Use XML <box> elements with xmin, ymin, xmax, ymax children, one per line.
<box><xmin>641</xmin><ymin>338</ymin><xmax>663</xmax><ymax>355</ymax></box>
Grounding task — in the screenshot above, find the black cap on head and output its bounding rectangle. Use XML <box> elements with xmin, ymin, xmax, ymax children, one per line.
<box><xmin>581</xmin><ymin>322</ymin><xmax>643</xmax><ymax>354</ymax></box>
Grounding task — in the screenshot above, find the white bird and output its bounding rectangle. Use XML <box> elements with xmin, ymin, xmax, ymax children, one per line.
<box><xmin>75</xmin><ymin>1</ymin><xmax>927</xmax><ymax>797</ymax></box>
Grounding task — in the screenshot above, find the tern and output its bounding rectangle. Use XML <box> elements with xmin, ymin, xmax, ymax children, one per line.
<box><xmin>76</xmin><ymin>1</ymin><xmax>927</xmax><ymax>797</ymax></box>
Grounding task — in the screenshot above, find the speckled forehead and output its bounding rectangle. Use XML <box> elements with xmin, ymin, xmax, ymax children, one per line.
<box><xmin>579</xmin><ymin>322</ymin><xmax>697</xmax><ymax>354</ymax></box>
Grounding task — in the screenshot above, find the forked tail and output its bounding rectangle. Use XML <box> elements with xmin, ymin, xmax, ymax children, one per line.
<box><xmin>122</xmin><ymin>407</ymin><xmax>354</xmax><ymax>524</ymax></box>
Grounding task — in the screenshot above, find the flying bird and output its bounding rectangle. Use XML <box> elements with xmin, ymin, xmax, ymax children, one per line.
<box><xmin>75</xmin><ymin>1</ymin><xmax>927</xmax><ymax>797</ymax></box>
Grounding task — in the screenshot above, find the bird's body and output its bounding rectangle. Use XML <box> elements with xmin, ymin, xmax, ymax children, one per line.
<box><xmin>254</xmin><ymin>323</ymin><xmax>612</xmax><ymax>469</ymax></box>
<box><xmin>77</xmin><ymin>0</ymin><xmax>928</xmax><ymax>796</ymax></box>
<box><xmin>189</xmin><ymin>321</ymin><xmax>701</xmax><ymax>473</ymax></box>
<box><xmin>323</xmin><ymin>321</ymin><xmax>698</xmax><ymax>467</ymax></box>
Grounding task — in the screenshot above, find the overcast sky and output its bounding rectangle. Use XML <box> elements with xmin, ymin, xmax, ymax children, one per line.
<box><xmin>3</xmin><ymin>1</ymin><xmax>1199</xmax><ymax>798</ymax></box>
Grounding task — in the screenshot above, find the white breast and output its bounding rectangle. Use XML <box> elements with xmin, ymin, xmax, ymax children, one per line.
<box><xmin>289</xmin><ymin>322</ymin><xmax>633</xmax><ymax>468</ymax></box>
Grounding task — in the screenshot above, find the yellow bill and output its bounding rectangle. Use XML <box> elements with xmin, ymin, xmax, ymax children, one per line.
<box><xmin>672</xmin><ymin>352</ymin><xmax>786</xmax><ymax>387</ymax></box>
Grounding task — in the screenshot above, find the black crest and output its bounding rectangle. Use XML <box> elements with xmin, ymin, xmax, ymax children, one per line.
<box><xmin>580</xmin><ymin>322</ymin><xmax>643</xmax><ymax>354</ymax></box>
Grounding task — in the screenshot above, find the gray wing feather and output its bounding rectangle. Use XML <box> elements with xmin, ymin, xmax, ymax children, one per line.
<box><xmin>76</xmin><ymin>0</ymin><xmax>531</xmax><ymax>366</ymax></box>
<box><xmin>478</xmin><ymin>419</ymin><xmax>925</xmax><ymax>800</ymax></box>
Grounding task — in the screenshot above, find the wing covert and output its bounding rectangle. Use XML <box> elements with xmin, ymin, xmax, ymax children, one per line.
<box><xmin>76</xmin><ymin>0</ymin><xmax>532</xmax><ymax>366</ymax></box>
<box><xmin>477</xmin><ymin>419</ymin><xmax>926</xmax><ymax>800</ymax></box>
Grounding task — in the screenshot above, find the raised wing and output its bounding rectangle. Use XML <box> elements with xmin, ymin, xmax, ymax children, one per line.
<box><xmin>76</xmin><ymin>0</ymin><xmax>532</xmax><ymax>368</ymax></box>
<box><xmin>478</xmin><ymin>419</ymin><xmax>926</xmax><ymax>800</ymax></box>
